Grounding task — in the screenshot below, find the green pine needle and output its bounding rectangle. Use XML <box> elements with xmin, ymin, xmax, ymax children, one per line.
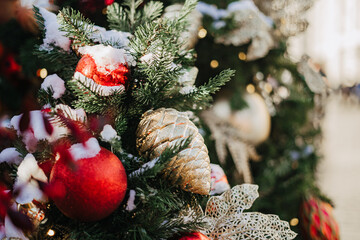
<box><xmin>57</xmin><ymin>8</ymin><xmax>95</xmax><ymax>45</ymax></box>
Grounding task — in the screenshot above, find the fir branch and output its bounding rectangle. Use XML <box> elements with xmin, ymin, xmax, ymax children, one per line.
<box><xmin>128</xmin><ymin>17</ymin><xmax>196</xmax><ymax>110</ymax></box>
<box><xmin>199</xmin><ymin>69</ymin><xmax>235</xmax><ymax>95</ymax></box>
<box><xmin>107</xmin><ymin>0</ymin><xmax>164</xmax><ymax>33</ymax></box>
<box><xmin>128</xmin><ymin>137</ymin><xmax>191</xmax><ymax>183</ymax></box>
<box><xmin>32</xmin><ymin>140</ymin><xmax>55</xmax><ymax>162</ymax></box>
<box><xmin>0</xmin><ymin>162</ymin><xmax>18</xmax><ymax>184</ymax></box>
<box><xmin>37</xmin><ymin>88</ymin><xmax>56</xmax><ymax>107</ymax></box>
<box><xmin>68</xmin><ymin>79</ymin><xmax>124</xmax><ymax>114</ymax></box>
<box><xmin>107</xmin><ymin>3</ymin><xmax>130</xmax><ymax>32</ymax></box>
<box><xmin>178</xmin><ymin>0</ymin><xmax>198</xmax><ymax>21</ymax></box>
<box><xmin>142</xmin><ymin>1</ymin><xmax>164</xmax><ymax>22</ymax></box>
<box><xmin>57</xmin><ymin>8</ymin><xmax>95</xmax><ymax>45</ymax></box>
<box><xmin>133</xmin><ymin>62</ymin><xmax>181</xmax><ymax>109</ymax></box>
<box><xmin>114</xmin><ymin>114</ymin><xmax>128</xmax><ymax>136</ymax></box>
<box><xmin>33</xmin><ymin>6</ymin><xmax>45</xmax><ymax>38</ymax></box>
<box><xmin>126</xmin><ymin>0</ymin><xmax>143</xmax><ymax>27</ymax></box>
<box><xmin>33</xmin><ymin>45</ymin><xmax>78</xmax><ymax>80</ymax></box>
<box><xmin>128</xmin><ymin>21</ymin><xmax>159</xmax><ymax>54</ymax></box>
<box><xmin>161</xmin><ymin>69</ymin><xmax>235</xmax><ymax>111</ymax></box>
<box><xmin>13</xmin><ymin>140</ymin><xmax>28</xmax><ymax>159</ymax></box>
<box><xmin>128</xmin><ymin>4</ymin><xmax>230</xmax><ymax>112</ymax></box>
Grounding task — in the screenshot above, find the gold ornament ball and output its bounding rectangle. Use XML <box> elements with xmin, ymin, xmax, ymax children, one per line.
<box><xmin>230</xmin><ymin>93</ymin><xmax>271</xmax><ymax>144</ymax></box>
<box><xmin>136</xmin><ymin>108</ymin><xmax>211</xmax><ymax>195</ymax></box>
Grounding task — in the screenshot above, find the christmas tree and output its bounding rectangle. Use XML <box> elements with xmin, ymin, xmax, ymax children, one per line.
<box><xmin>0</xmin><ymin>0</ymin><xmax>300</xmax><ymax>239</ymax></box>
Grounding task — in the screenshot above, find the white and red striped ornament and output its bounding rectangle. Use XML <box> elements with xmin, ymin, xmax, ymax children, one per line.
<box><xmin>210</xmin><ymin>164</ymin><xmax>230</xmax><ymax>195</ymax></box>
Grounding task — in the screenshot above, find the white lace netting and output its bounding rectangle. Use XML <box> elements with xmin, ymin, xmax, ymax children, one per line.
<box><xmin>202</xmin><ymin>184</ymin><xmax>297</xmax><ymax>240</ymax></box>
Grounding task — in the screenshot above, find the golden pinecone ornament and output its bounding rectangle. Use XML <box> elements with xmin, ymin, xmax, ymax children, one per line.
<box><xmin>136</xmin><ymin>108</ymin><xmax>211</xmax><ymax>195</ymax></box>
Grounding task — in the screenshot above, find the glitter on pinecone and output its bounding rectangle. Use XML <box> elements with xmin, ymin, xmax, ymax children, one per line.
<box><xmin>136</xmin><ymin>108</ymin><xmax>211</xmax><ymax>195</ymax></box>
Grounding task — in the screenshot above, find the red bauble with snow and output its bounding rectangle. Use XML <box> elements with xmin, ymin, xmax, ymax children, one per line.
<box><xmin>49</xmin><ymin>143</ymin><xmax>127</xmax><ymax>221</ymax></box>
<box><xmin>76</xmin><ymin>54</ymin><xmax>129</xmax><ymax>87</ymax></box>
<box><xmin>74</xmin><ymin>44</ymin><xmax>133</xmax><ymax>96</ymax></box>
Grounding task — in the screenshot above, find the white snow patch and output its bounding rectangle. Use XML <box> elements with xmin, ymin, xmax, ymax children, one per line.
<box><xmin>197</xmin><ymin>2</ymin><xmax>227</xmax><ymax>20</ymax></box>
<box><xmin>126</xmin><ymin>153</ymin><xmax>141</xmax><ymax>162</ymax></box>
<box><xmin>73</xmin><ymin>72</ymin><xmax>125</xmax><ymax>96</ymax></box>
<box><xmin>68</xmin><ymin>137</ymin><xmax>101</xmax><ymax>161</ymax></box>
<box><xmin>14</xmin><ymin>154</ymin><xmax>47</xmax><ymax>204</ymax></box>
<box><xmin>168</xmin><ymin>62</ymin><xmax>180</xmax><ymax>71</ymax></box>
<box><xmin>227</xmin><ymin>0</ymin><xmax>273</xmax><ymax>26</ymax></box>
<box><xmin>90</xmin><ymin>26</ymin><xmax>132</xmax><ymax>48</ymax></box>
<box><xmin>0</xmin><ymin>225</ymin><xmax>4</xmax><ymax>239</ymax></box>
<box><xmin>29</xmin><ymin>111</ymin><xmax>50</xmax><ymax>140</ymax></box>
<box><xmin>38</xmin><ymin>8</ymin><xmax>70</xmax><ymax>52</ymax></box>
<box><xmin>46</xmin><ymin>104</ymin><xmax>87</xmax><ymax>142</ymax></box>
<box><xmin>0</xmin><ymin>117</ymin><xmax>10</xmax><ymax>128</ymax></box>
<box><xmin>42</xmin><ymin>103</ymin><xmax>52</xmax><ymax>110</ymax></box>
<box><xmin>179</xmin><ymin>86</ymin><xmax>196</xmax><ymax>95</ymax></box>
<box><xmin>46</xmin><ymin>123</ymin><xmax>69</xmax><ymax>143</ymax></box>
<box><xmin>178</xmin><ymin>67</ymin><xmax>197</xmax><ymax>84</ymax></box>
<box><xmin>160</xmin><ymin>220</ymin><xmax>169</xmax><ymax>226</ymax></box>
<box><xmin>212</xmin><ymin>20</ymin><xmax>226</xmax><ymax>29</ymax></box>
<box><xmin>100</xmin><ymin>124</ymin><xmax>120</xmax><ymax>142</ymax></box>
<box><xmin>21</xmin><ymin>0</ymin><xmax>51</xmax><ymax>8</ymax></box>
<box><xmin>140</xmin><ymin>53</ymin><xmax>155</xmax><ymax>65</ymax></box>
<box><xmin>125</xmin><ymin>190</ymin><xmax>136</xmax><ymax>211</ymax></box>
<box><xmin>0</xmin><ymin>148</ymin><xmax>22</xmax><ymax>165</ymax></box>
<box><xmin>197</xmin><ymin>1</ymin><xmax>273</xmax><ymax>27</ymax></box>
<box><xmin>10</xmin><ymin>111</ymin><xmax>53</xmax><ymax>151</ymax></box>
<box><xmin>129</xmin><ymin>158</ymin><xmax>159</xmax><ymax>178</ymax></box>
<box><xmin>10</xmin><ymin>114</ymin><xmax>22</xmax><ymax>133</ymax></box>
<box><xmin>78</xmin><ymin>44</ymin><xmax>136</xmax><ymax>70</ymax></box>
<box><xmin>41</xmin><ymin>74</ymin><xmax>66</xmax><ymax>99</ymax></box>
<box><xmin>227</xmin><ymin>0</ymin><xmax>258</xmax><ymax>13</ymax></box>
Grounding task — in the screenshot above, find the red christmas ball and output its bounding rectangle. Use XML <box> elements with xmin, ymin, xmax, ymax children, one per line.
<box><xmin>50</xmin><ymin>147</ymin><xmax>127</xmax><ymax>221</ymax></box>
<box><xmin>76</xmin><ymin>54</ymin><xmax>129</xmax><ymax>87</ymax></box>
<box><xmin>177</xmin><ymin>232</ymin><xmax>209</xmax><ymax>240</ymax></box>
<box><xmin>300</xmin><ymin>196</ymin><xmax>340</xmax><ymax>240</ymax></box>
<box><xmin>38</xmin><ymin>160</ymin><xmax>54</xmax><ymax>179</ymax></box>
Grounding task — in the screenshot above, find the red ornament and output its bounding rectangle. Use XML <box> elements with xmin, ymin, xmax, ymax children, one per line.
<box><xmin>104</xmin><ymin>0</ymin><xmax>114</xmax><ymax>5</ymax></box>
<box><xmin>50</xmin><ymin>147</ymin><xmax>127</xmax><ymax>221</ymax></box>
<box><xmin>77</xmin><ymin>0</ymin><xmax>106</xmax><ymax>15</ymax></box>
<box><xmin>38</xmin><ymin>160</ymin><xmax>54</xmax><ymax>179</ymax></box>
<box><xmin>2</xmin><ymin>54</ymin><xmax>21</xmax><ymax>76</ymax></box>
<box><xmin>0</xmin><ymin>184</ymin><xmax>11</xmax><ymax>220</ymax></box>
<box><xmin>76</xmin><ymin>54</ymin><xmax>130</xmax><ymax>87</ymax></box>
<box><xmin>300</xmin><ymin>196</ymin><xmax>340</xmax><ymax>240</ymax></box>
<box><xmin>177</xmin><ymin>232</ymin><xmax>209</xmax><ymax>240</ymax></box>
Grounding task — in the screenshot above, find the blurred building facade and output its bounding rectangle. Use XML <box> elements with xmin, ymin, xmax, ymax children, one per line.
<box><xmin>289</xmin><ymin>0</ymin><xmax>360</xmax><ymax>88</ymax></box>
<box><xmin>289</xmin><ymin>0</ymin><xmax>360</xmax><ymax>239</ymax></box>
